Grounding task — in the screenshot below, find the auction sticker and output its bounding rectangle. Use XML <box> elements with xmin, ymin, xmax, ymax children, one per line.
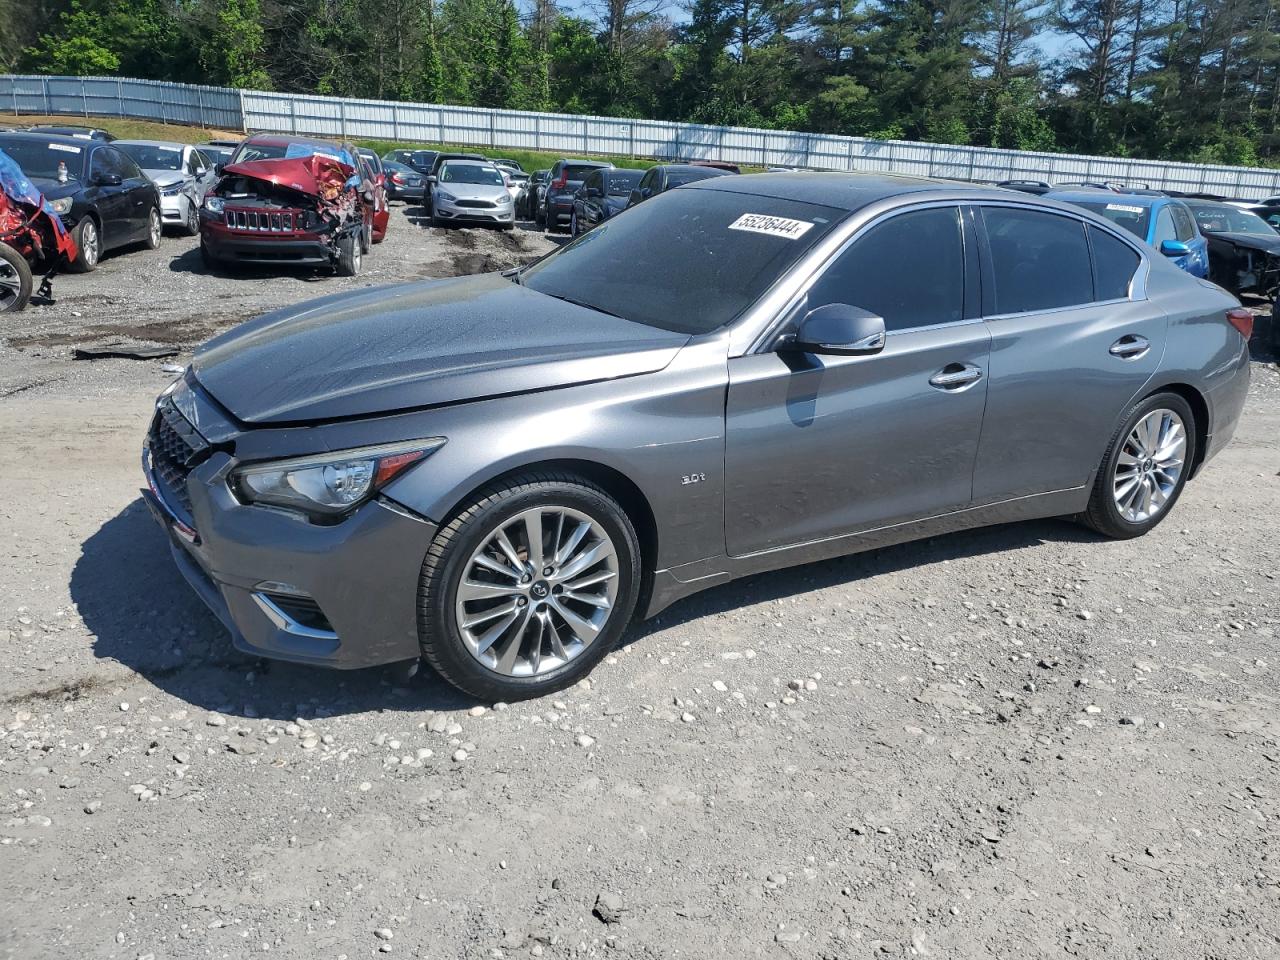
<box><xmin>728</xmin><ymin>213</ymin><xmax>814</xmax><ymax>239</ymax></box>
<box><xmin>1105</xmin><ymin>203</ymin><xmax>1144</xmax><ymax>214</ymax></box>
<box><xmin>48</xmin><ymin>143</ymin><xmax>82</xmax><ymax>154</ymax></box>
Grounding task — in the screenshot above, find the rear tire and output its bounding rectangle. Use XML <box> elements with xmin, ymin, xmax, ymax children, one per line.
<box><xmin>418</xmin><ymin>473</ymin><xmax>641</xmax><ymax>702</ymax></box>
<box><xmin>1081</xmin><ymin>391</ymin><xmax>1196</xmax><ymax>539</ymax></box>
<box><xmin>0</xmin><ymin>243</ymin><xmax>33</xmax><ymax>313</ymax></box>
<box><xmin>334</xmin><ymin>233</ymin><xmax>361</xmax><ymax>277</ymax></box>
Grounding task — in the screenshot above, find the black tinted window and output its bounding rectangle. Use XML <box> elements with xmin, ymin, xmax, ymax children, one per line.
<box><xmin>1170</xmin><ymin>204</ymin><xmax>1195</xmax><ymax>240</ymax></box>
<box><xmin>1089</xmin><ymin>227</ymin><xmax>1140</xmax><ymax>301</ymax></box>
<box><xmin>522</xmin><ymin>190</ymin><xmax>844</xmax><ymax>334</ymax></box>
<box><xmin>983</xmin><ymin>207</ymin><xmax>1093</xmax><ymax>314</ymax></box>
<box><xmin>565</xmin><ymin>164</ymin><xmax>604</xmax><ymax>181</ymax></box>
<box><xmin>807</xmin><ymin>207</ymin><xmax>965</xmax><ymax>332</ymax></box>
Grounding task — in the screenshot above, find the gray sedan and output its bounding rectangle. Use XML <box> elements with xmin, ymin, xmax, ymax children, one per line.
<box><xmin>143</xmin><ymin>173</ymin><xmax>1251</xmax><ymax>701</ymax></box>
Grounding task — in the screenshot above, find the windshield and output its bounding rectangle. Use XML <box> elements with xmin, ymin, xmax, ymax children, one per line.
<box><xmin>1070</xmin><ymin>200</ymin><xmax>1151</xmax><ymax>239</ymax></box>
<box><xmin>1188</xmin><ymin>203</ymin><xmax>1276</xmax><ymax>235</ymax></box>
<box><xmin>0</xmin><ymin>137</ymin><xmax>85</xmax><ymax>181</ymax></box>
<box><xmin>608</xmin><ymin>170</ymin><xmax>643</xmax><ymax>196</ymax></box>
<box><xmin>117</xmin><ymin>143</ymin><xmax>183</xmax><ymax>171</ymax></box>
<box><xmin>440</xmin><ymin>163</ymin><xmax>505</xmax><ymax>185</ymax></box>
<box><xmin>521</xmin><ymin>188</ymin><xmax>845</xmax><ymax>334</ymax></box>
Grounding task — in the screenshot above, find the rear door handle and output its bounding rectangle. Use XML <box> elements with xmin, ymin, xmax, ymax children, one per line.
<box><xmin>929</xmin><ymin>363</ymin><xmax>984</xmax><ymax>391</ymax></box>
<box><xmin>1109</xmin><ymin>334</ymin><xmax>1150</xmax><ymax>360</ymax></box>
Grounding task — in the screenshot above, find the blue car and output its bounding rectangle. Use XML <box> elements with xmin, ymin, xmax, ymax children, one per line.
<box><xmin>1044</xmin><ymin>190</ymin><xmax>1210</xmax><ymax>278</ymax></box>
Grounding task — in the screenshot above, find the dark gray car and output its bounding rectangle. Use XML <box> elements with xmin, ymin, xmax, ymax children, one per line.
<box><xmin>143</xmin><ymin>173</ymin><xmax>1252</xmax><ymax>701</ymax></box>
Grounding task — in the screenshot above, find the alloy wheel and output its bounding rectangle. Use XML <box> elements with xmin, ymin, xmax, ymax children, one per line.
<box><xmin>1112</xmin><ymin>408</ymin><xmax>1186</xmax><ymax>523</ymax></box>
<box><xmin>0</xmin><ymin>261</ymin><xmax>22</xmax><ymax>310</ymax></box>
<box><xmin>454</xmin><ymin>506</ymin><xmax>620</xmax><ymax>677</ymax></box>
<box><xmin>149</xmin><ymin>209</ymin><xmax>162</xmax><ymax>246</ymax></box>
<box><xmin>82</xmin><ymin>221</ymin><xmax>99</xmax><ymax>266</ymax></box>
<box><xmin>187</xmin><ymin>201</ymin><xmax>198</xmax><ymax>234</ymax></box>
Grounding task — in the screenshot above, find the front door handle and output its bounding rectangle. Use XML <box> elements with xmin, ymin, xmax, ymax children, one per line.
<box><xmin>1109</xmin><ymin>334</ymin><xmax>1150</xmax><ymax>360</ymax></box>
<box><xmin>929</xmin><ymin>363</ymin><xmax>984</xmax><ymax>391</ymax></box>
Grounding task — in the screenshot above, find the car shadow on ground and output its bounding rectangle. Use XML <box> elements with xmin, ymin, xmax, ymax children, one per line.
<box><xmin>74</xmin><ymin>496</ymin><xmax>1100</xmax><ymax>721</ymax></box>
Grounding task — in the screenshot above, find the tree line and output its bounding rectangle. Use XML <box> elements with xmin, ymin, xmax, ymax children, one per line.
<box><xmin>5</xmin><ymin>0</ymin><xmax>1279</xmax><ymax>167</ymax></box>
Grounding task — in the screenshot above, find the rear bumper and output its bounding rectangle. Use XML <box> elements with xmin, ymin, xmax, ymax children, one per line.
<box><xmin>201</xmin><ymin>220</ymin><xmax>337</xmax><ymax>265</ymax></box>
<box><xmin>1200</xmin><ymin>338</ymin><xmax>1252</xmax><ymax>470</ymax></box>
<box><xmin>546</xmin><ymin>198</ymin><xmax>573</xmax><ymax>223</ymax></box>
<box><xmin>143</xmin><ymin>443</ymin><xmax>434</xmax><ymax>669</ymax></box>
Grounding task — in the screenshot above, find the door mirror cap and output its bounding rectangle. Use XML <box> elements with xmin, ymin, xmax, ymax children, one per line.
<box><xmin>628</xmin><ymin>188</ymin><xmax>642</xmax><ymax>207</ymax></box>
<box><xmin>789</xmin><ymin>304</ymin><xmax>887</xmax><ymax>355</ymax></box>
<box><xmin>95</xmin><ymin>172</ymin><xmax>123</xmax><ymax>187</ymax></box>
<box><xmin>213</xmin><ymin>163</ymin><xmax>224</xmax><ymax>176</ymax></box>
<box><xmin>1159</xmin><ymin>239</ymin><xmax>1191</xmax><ymax>257</ymax></box>
<box><xmin>427</xmin><ymin>174</ymin><xmax>437</xmax><ymax>183</ymax></box>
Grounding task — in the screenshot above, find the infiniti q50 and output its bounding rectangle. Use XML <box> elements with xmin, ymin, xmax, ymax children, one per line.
<box><xmin>142</xmin><ymin>173</ymin><xmax>1252</xmax><ymax>701</ymax></box>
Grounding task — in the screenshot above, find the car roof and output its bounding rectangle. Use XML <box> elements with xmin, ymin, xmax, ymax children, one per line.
<box><xmin>558</xmin><ymin>158</ymin><xmax>610</xmax><ymax>166</ymax></box>
<box><xmin>115</xmin><ymin>138</ymin><xmax>188</xmax><ymax>150</ymax></box>
<box><xmin>441</xmin><ymin>158</ymin><xmax>498</xmax><ymax>167</ymax></box>
<box><xmin>0</xmin><ymin>130</ymin><xmax>103</xmax><ymax>150</ymax></box>
<box><xmin>241</xmin><ymin>133</ymin><xmax>339</xmax><ymax>149</ymax></box>
<box><xmin>684</xmin><ymin>171</ymin><xmax>1010</xmax><ymax>212</ymax></box>
<box><xmin>1044</xmin><ymin>189</ymin><xmax>1170</xmax><ymax>208</ymax></box>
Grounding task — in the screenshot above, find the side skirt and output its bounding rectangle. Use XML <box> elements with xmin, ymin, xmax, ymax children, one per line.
<box><xmin>642</xmin><ymin>486</ymin><xmax>1088</xmax><ymax>618</ymax></box>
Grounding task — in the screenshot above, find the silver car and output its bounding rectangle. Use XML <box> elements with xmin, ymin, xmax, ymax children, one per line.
<box><xmin>115</xmin><ymin>139</ymin><xmax>215</xmax><ymax>236</ymax></box>
<box><xmin>429</xmin><ymin>159</ymin><xmax>515</xmax><ymax>230</ymax></box>
<box><xmin>143</xmin><ymin>174</ymin><xmax>1251</xmax><ymax>702</ymax></box>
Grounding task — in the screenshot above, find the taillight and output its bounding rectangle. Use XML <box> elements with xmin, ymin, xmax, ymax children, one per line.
<box><xmin>552</xmin><ymin>173</ymin><xmax>567</xmax><ymax>189</ymax></box>
<box><xmin>1226</xmin><ymin>307</ymin><xmax>1254</xmax><ymax>339</ymax></box>
<box><xmin>391</xmin><ymin>173</ymin><xmax>405</xmax><ymax>184</ymax></box>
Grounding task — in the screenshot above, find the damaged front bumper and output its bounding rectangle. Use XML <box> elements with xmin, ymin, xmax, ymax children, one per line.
<box><xmin>141</xmin><ymin>387</ymin><xmax>434</xmax><ymax>669</ymax></box>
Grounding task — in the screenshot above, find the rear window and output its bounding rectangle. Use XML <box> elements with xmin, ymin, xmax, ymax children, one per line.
<box><xmin>607</xmin><ymin>170</ymin><xmax>643</xmax><ymax>195</ymax></box>
<box><xmin>521</xmin><ymin>189</ymin><xmax>845</xmax><ymax>334</ymax></box>
<box><xmin>1071</xmin><ymin>200</ymin><xmax>1151</xmax><ymax>240</ymax></box>
<box><xmin>1089</xmin><ymin>226</ymin><xmax>1140</xmax><ymax>301</ymax></box>
<box><xmin>982</xmin><ymin>207</ymin><xmax>1093</xmax><ymax>314</ymax></box>
<box><xmin>564</xmin><ymin>164</ymin><xmax>605</xmax><ymax>182</ymax></box>
<box><xmin>666</xmin><ymin>169</ymin><xmax>724</xmax><ymax>189</ymax></box>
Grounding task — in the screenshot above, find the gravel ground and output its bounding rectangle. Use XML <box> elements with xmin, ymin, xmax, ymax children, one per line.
<box><xmin>1</xmin><ymin>208</ymin><xmax>1279</xmax><ymax>960</ymax></box>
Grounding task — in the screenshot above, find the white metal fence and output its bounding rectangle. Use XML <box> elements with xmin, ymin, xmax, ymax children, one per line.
<box><xmin>6</xmin><ymin>73</ymin><xmax>1280</xmax><ymax>197</ymax></box>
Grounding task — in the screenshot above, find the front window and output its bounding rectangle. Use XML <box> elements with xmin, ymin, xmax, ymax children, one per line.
<box><xmin>521</xmin><ymin>189</ymin><xmax>845</xmax><ymax>334</ymax></box>
<box><xmin>1188</xmin><ymin>203</ymin><xmax>1276</xmax><ymax>236</ymax></box>
<box><xmin>439</xmin><ymin>164</ymin><xmax>506</xmax><ymax>185</ymax></box>
<box><xmin>117</xmin><ymin>143</ymin><xmax>183</xmax><ymax>171</ymax></box>
<box><xmin>0</xmin><ymin>137</ymin><xmax>86</xmax><ymax>181</ymax></box>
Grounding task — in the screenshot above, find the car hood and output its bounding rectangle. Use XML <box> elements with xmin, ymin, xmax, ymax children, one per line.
<box><xmin>439</xmin><ymin>182</ymin><xmax>509</xmax><ymax>203</ymax></box>
<box><xmin>144</xmin><ymin>169</ymin><xmax>186</xmax><ymax>187</ymax></box>
<box><xmin>27</xmin><ymin>178</ymin><xmax>81</xmax><ymax>200</ymax></box>
<box><xmin>1210</xmin><ymin>231</ymin><xmax>1280</xmax><ymax>253</ymax></box>
<box><xmin>191</xmin><ymin>272</ymin><xmax>690</xmax><ymax>425</ymax></box>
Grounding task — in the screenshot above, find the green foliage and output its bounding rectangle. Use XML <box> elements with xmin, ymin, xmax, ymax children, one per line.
<box><xmin>14</xmin><ymin>0</ymin><xmax>1280</xmax><ymax>168</ymax></box>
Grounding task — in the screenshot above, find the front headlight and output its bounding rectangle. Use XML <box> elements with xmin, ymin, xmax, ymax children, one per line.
<box><xmin>204</xmin><ymin>195</ymin><xmax>224</xmax><ymax>214</ymax></box>
<box><xmin>161</xmin><ymin>182</ymin><xmax>184</xmax><ymax>196</ymax></box>
<box><xmin>50</xmin><ymin>196</ymin><xmax>73</xmax><ymax>215</ymax></box>
<box><xmin>232</xmin><ymin>439</ymin><xmax>446</xmax><ymax>519</ymax></box>
<box><xmin>435</xmin><ymin>190</ymin><xmax>456</xmax><ymax>203</ymax></box>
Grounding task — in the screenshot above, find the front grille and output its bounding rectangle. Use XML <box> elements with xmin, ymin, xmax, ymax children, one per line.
<box><xmin>455</xmin><ymin>199</ymin><xmax>495</xmax><ymax>209</ymax></box>
<box><xmin>225</xmin><ymin>208</ymin><xmax>302</xmax><ymax>232</ymax></box>
<box><xmin>147</xmin><ymin>398</ymin><xmax>210</xmax><ymax>518</ymax></box>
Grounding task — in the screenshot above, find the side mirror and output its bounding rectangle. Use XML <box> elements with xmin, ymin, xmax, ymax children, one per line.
<box><xmin>196</xmin><ymin>167</ymin><xmax>207</xmax><ymax>176</ymax></box>
<box><xmin>427</xmin><ymin>175</ymin><xmax>437</xmax><ymax>184</ymax></box>
<box><xmin>788</xmin><ymin>304</ymin><xmax>887</xmax><ymax>356</ymax></box>
<box><xmin>628</xmin><ymin>188</ymin><xmax>642</xmax><ymax>207</ymax></box>
<box><xmin>95</xmin><ymin>172</ymin><xmax>123</xmax><ymax>187</ymax></box>
<box><xmin>1159</xmin><ymin>239</ymin><xmax>1191</xmax><ymax>257</ymax></box>
<box><xmin>214</xmin><ymin>163</ymin><xmax>224</xmax><ymax>176</ymax></box>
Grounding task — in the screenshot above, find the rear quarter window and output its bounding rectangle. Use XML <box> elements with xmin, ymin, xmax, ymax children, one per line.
<box><xmin>1089</xmin><ymin>226</ymin><xmax>1141</xmax><ymax>301</ymax></box>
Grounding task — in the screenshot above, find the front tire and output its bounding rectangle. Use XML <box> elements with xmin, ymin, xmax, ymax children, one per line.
<box><xmin>69</xmin><ymin>217</ymin><xmax>100</xmax><ymax>272</ymax></box>
<box><xmin>334</xmin><ymin>233</ymin><xmax>361</xmax><ymax>277</ymax></box>
<box><xmin>1082</xmin><ymin>392</ymin><xmax>1196</xmax><ymax>539</ymax></box>
<box><xmin>0</xmin><ymin>242</ymin><xmax>33</xmax><ymax>313</ymax></box>
<box><xmin>418</xmin><ymin>473</ymin><xmax>641</xmax><ymax>701</ymax></box>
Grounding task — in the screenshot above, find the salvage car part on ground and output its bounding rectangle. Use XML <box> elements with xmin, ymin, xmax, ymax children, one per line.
<box><xmin>143</xmin><ymin>174</ymin><xmax>1251</xmax><ymax>702</ymax></box>
<box><xmin>0</xmin><ymin>146</ymin><xmax>78</xmax><ymax>312</ymax></box>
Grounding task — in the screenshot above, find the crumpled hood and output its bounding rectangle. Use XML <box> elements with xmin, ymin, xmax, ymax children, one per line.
<box><xmin>1211</xmin><ymin>231</ymin><xmax>1280</xmax><ymax>253</ymax></box>
<box><xmin>222</xmin><ymin>155</ymin><xmax>355</xmax><ymax>198</ymax></box>
<box><xmin>192</xmin><ymin>272</ymin><xmax>689</xmax><ymax>425</ymax></box>
<box><xmin>145</xmin><ymin>169</ymin><xmax>186</xmax><ymax>188</ymax></box>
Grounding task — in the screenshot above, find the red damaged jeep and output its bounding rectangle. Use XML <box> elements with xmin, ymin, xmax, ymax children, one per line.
<box><xmin>199</xmin><ymin>134</ymin><xmax>377</xmax><ymax>276</ymax></box>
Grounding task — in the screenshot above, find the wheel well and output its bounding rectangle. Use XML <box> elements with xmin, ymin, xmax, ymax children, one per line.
<box><xmin>1149</xmin><ymin>383</ymin><xmax>1209</xmax><ymax>476</ymax></box>
<box><xmin>441</xmin><ymin>458</ymin><xmax>660</xmax><ymax>586</ymax></box>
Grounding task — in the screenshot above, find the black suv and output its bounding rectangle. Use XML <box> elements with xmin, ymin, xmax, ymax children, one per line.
<box><xmin>539</xmin><ymin>159</ymin><xmax>612</xmax><ymax>232</ymax></box>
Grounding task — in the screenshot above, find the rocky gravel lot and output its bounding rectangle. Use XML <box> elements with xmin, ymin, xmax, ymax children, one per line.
<box><xmin>1</xmin><ymin>205</ymin><xmax>1279</xmax><ymax>960</ymax></box>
